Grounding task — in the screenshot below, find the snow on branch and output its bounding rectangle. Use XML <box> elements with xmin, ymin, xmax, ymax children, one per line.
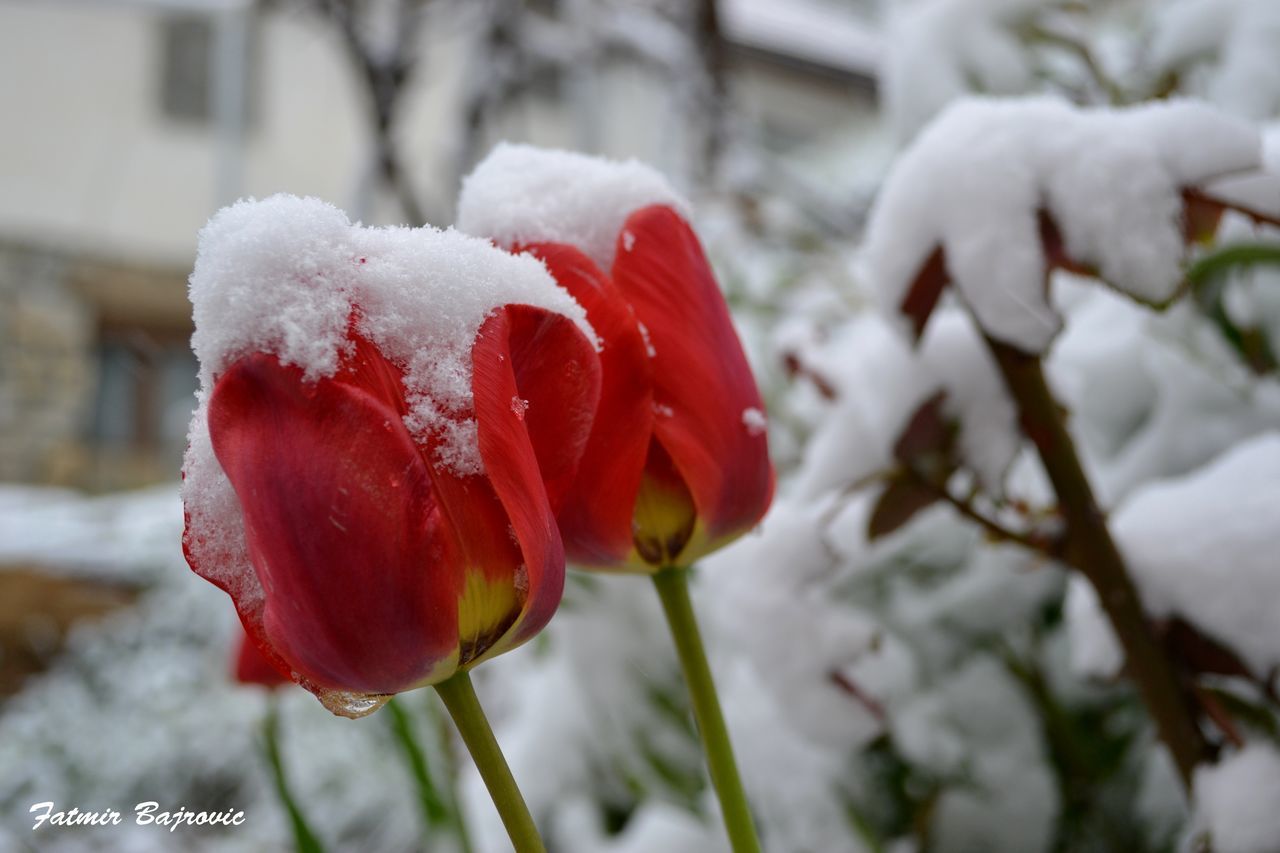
<box><xmin>1151</xmin><ymin>0</ymin><xmax>1280</xmax><ymax>121</ymax></box>
<box><xmin>1068</xmin><ymin>432</ymin><xmax>1280</xmax><ymax>682</ymax></box>
<box><xmin>864</xmin><ymin>96</ymin><xmax>1261</xmax><ymax>353</ymax></box>
<box><xmin>882</xmin><ymin>0</ymin><xmax>1059</xmax><ymax>141</ymax></box>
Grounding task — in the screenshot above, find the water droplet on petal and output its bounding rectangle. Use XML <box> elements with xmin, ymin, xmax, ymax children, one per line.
<box><xmin>317</xmin><ymin>688</ymin><xmax>391</xmax><ymax>719</ymax></box>
<box><xmin>511</xmin><ymin>396</ymin><xmax>529</xmax><ymax>419</ymax></box>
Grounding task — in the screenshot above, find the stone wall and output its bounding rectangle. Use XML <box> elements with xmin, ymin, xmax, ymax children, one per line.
<box><xmin>0</xmin><ymin>240</ymin><xmax>193</xmax><ymax>489</ymax></box>
<box><xmin>0</xmin><ymin>242</ymin><xmax>94</xmax><ymax>485</ymax></box>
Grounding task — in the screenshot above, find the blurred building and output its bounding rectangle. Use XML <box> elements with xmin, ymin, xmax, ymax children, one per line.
<box><xmin>0</xmin><ymin>0</ymin><xmax>878</xmax><ymax>490</ymax></box>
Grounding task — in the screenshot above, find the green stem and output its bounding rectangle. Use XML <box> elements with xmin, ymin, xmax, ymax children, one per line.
<box><xmin>434</xmin><ymin>671</ymin><xmax>545</xmax><ymax>853</ymax></box>
<box><xmin>262</xmin><ymin>698</ymin><xmax>326</xmax><ymax>853</ymax></box>
<box><xmin>652</xmin><ymin>566</ymin><xmax>762</xmax><ymax>853</ymax></box>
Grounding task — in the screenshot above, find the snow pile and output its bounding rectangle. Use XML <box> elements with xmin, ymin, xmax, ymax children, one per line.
<box><xmin>881</xmin><ymin>0</ymin><xmax>1052</xmax><ymax>140</ymax></box>
<box><xmin>1192</xmin><ymin>743</ymin><xmax>1280</xmax><ymax>853</ymax></box>
<box><xmin>1151</xmin><ymin>0</ymin><xmax>1280</xmax><ymax>120</ymax></box>
<box><xmin>456</xmin><ymin>143</ymin><xmax>691</xmax><ymax>270</ymax></box>
<box><xmin>891</xmin><ymin>658</ymin><xmax>1058</xmax><ymax>853</ymax></box>
<box><xmin>719</xmin><ymin>0</ymin><xmax>881</xmax><ymax>79</ymax></box>
<box><xmin>787</xmin><ymin>308</ymin><xmax>1020</xmax><ymax>497</ymax></box>
<box><xmin>1068</xmin><ymin>432</ymin><xmax>1280</xmax><ymax>678</ymax></box>
<box><xmin>864</xmin><ymin>97</ymin><xmax>1260</xmax><ymax>352</ymax></box>
<box><xmin>0</xmin><ymin>485</ymin><xmax>181</xmax><ymax>583</ymax></box>
<box><xmin>1048</xmin><ymin>280</ymin><xmax>1280</xmax><ymax>505</ymax></box>
<box><xmin>702</xmin><ymin>502</ymin><xmax>911</xmax><ymax>752</ymax></box>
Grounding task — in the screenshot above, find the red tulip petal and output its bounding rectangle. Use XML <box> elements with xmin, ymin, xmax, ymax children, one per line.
<box><xmin>420</xmin><ymin>431</ymin><xmax>531</xmax><ymax>666</ymax></box>
<box><xmin>469</xmin><ymin>304</ymin><xmax>601</xmax><ymax>655</ymax></box>
<box><xmin>234</xmin><ymin>630</ymin><xmax>291</xmax><ymax>688</ymax></box>
<box><xmin>611</xmin><ymin>205</ymin><xmax>774</xmax><ymax>545</ymax></box>
<box><xmin>209</xmin><ymin>349</ymin><xmax>462</xmax><ymax>695</ymax></box>
<box><xmin>517</xmin><ymin>242</ymin><xmax>655</xmax><ymax>564</ymax></box>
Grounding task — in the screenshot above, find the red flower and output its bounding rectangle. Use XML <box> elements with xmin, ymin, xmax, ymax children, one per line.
<box><xmin>234</xmin><ymin>630</ymin><xmax>290</xmax><ymax>689</ymax></box>
<box><xmin>515</xmin><ymin>205</ymin><xmax>774</xmax><ymax>570</ymax></box>
<box><xmin>186</xmin><ymin>307</ymin><xmax>600</xmax><ymax>715</ymax></box>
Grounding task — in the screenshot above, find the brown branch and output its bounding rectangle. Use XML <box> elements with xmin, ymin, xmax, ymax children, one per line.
<box><xmin>901</xmin><ymin>466</ymin><xmax>1062</xmax><ymax>557</ymax></box>
<box><xmin>1193</xmin><ymin>685</ymin><xmax>1245</xmax><ymax>750</ymax></box>
<box><xmin>830</xmin><ymin>670</ymin><xmax>887</xmax><ymax>723</ymax></box>
<box><xmin>1185</xmin><ymin>187</ymin><xmax>1280</xmax><ymax>233</ymax></box>
<box><xmin>985</xmin><ymin>337</ymin><xmax>1209</xmax><ymax>789</ymax></box>
<box><xmin>1026</xmin><ymin>24</ymin><xmax>1126</xmax><ymax>105</ymax></box>
<box><xmin>316</xmin><ymin>0</ymin><xmax>431</xmax><ymax>225</ymax></box>
<box><xmin>694</xmin><ymin>0</ymin><xmax>729</xmax><ymax>174</ymax></box>
<box><xmin>782</xmin><ymin>351</ymin><xmax>838</xmax><ymax>400</ymax></box>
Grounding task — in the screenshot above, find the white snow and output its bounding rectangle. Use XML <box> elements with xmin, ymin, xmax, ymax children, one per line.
<box><xmin>741</xmin><ymin>407</ymin><xmax>767</xmax><ymax>437</ymax></box>
<box><xmin>1193</xmin><ymin>743</ymin><xmax>1280</xmax><ymax>853</ymax></box>
<box><xmin>881</xmin><ymin>0</ymin><xmax>1051</xmax><ymax>141</ymax></box>
<box><xmin>1064</xmin><ymin>576</ymin><xmax>1123</xmax><ymax>680</ymax></box>
<box><xmin>864</xmin><ymin>97</ymin><xmax>1260</xmax><ymax>352</ymax></box>
<box><xmin>184</xmin><ymin>192</ymin><xmax>592</xmax><ymax>476</ymax></box>
<box><xmin>790</xmin><ymin>308</ymin><xmax>1019</xmax><ymax>499</ymax></box>
<box><xmin>0</xmin><ymin>485</ymin><xmax>181</xmax><ymax>583</ymax></box>
<box><xmin>1152</xmin><ymin>0</ymin><xmax>1280</xmax><ymax>121</ymax></box>
<box><xmin>890</xmin><ymin>658</ymin><xmax>1058</xmax><ymax>853</ymax></box>
<box><xmin>719</xmin><ymin>0</ymin><xmax>881</xmax><ymax>79</ymax></box>
<box><xmin>1114</xmin><ymin>432</ymin><xmax>1280</xmax><ymax>677</ymax></box>
<box><xmin>703</xmin><ymin>501</ymin><xmax>909</xmax><ymax>751</ymax></box>
<box><xmin>188</xmin><ymin>195</ymin><xmax>593</xmax><ymax>473</ymax></box>
<box><xmin>918</xmin><ymin>311</ymin><xmax>1021</xmax><ymax>489</ymax></box>
<box><xmin>456</xmin><ymin>143</ymin><xmax>691</xmax><ymax>270</ymax></box>
<box><xmin>1047</xmin><ymin>278</ymin><xmax>1280</xmax><ymax>506</ymax></box>
<box><xmin>1069</xmin><ymin>433</ymin><xmax>1280</xmax><ymax>679</ymax></box>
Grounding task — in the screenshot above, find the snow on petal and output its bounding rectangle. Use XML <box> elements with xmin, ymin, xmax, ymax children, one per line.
<box><xmin>183</xmin><ymin>194</ymin><xmax>594</xmax><ymax>640</ymax></box>
<box><xmin>456</xmin><ymin>142</ymin><xmax>691</xmax><ymax>271</ymax></box>
<box><xmin>185</xmin><ymin>194</ymin><xmax>592</xmax><ymax>480</ymax></box>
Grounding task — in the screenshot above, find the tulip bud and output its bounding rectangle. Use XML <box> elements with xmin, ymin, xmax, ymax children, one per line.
<box><xmin>459</xmin><ymin>145</ymin><xmax>775</xmax><ymax>571</ymax></box>
<box><xmin>182</xmin><ymin>196</ymin><xmax>600</xmax><ymax>716</ymax></box>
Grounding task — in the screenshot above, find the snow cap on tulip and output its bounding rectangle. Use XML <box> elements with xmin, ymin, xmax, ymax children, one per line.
<box><xmin>459</xmin><ymin>146</ymin><xmax>775</xmax><ymax>572</ymax></box>
<box><xmin>183</xmin><ymin>195</ymin><xmax>600</xmax><ymax>717</ymax></box>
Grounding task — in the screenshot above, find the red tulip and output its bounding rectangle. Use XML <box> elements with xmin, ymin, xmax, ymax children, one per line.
<box><xmin>509</xmin><ymin>205</ymin><xmax>774</xmax><ymax>570</ymax></box>
<box><xmin>234</xmin><ymin>630</ymin><xmax>290</xmax><ymax>689</ymax></box>
<box><xmin>186</xmin><ymin>296</ymin><xmax>600</xmax><ymax>715</ymax></box>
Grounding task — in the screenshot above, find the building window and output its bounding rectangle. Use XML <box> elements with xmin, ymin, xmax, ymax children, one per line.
<box><xmin>160</xmin><ymin>15</ymin><xmax>215</xmax><ymax>122</ymax></box>
<box><xmin>88</xmin><ymin>329</ymin><xmax>197</xmax><ymax>461</ymax></box>
<box><xmin>158</xmin><ymin>12</ymin><xmax>256</xmax><ymax>126</ymax></box>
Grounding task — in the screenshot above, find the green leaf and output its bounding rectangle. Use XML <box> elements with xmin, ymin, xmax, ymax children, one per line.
<box><xmin>262</xmin><ymin>702</ymin><xmax>327</xmax><ymax>853</ymax></box>
<box><xmin>1185</xmin><ymin>242</ymin><xmax>1280</xmax><ymax>374</ymax></box>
